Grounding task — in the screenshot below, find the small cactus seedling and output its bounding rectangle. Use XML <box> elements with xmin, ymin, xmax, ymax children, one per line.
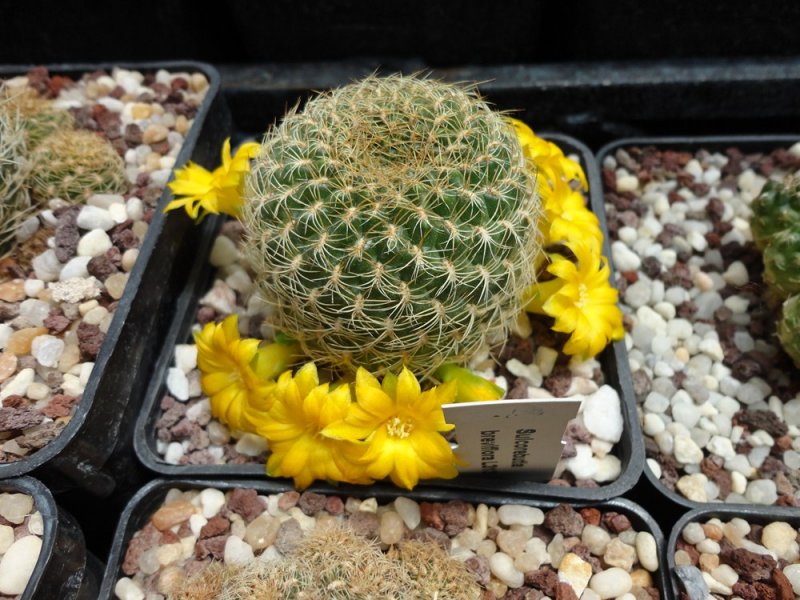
<box><xmin>243</xmin><ymin>74</ymin><xmax>541</xmax><ymax>376</ymax></box>
<box><xmin>763</xmin><ymin>223</ymin><xmax>800</xmax><ymax>298</ymax></box>
<box><xmin>28</xmin><ymin>128</ymin><xmax>128</xmax><ymax>203</ymax></box>
<box><xmin>389</xmin><ymin>539</ymin><xmax>483</xmax><ymax>599</ymax></box>
<box><xmin>0</xmin><ymin>86</ymin><xmax>74</xmax><ymax>149</ymax></box>
<box><xmin>778</xmin><ymin>294</ymin><xmax>800</xmax><ymax>368</ymax></box>
<box><xmin>750</xmin><ymin>178</ymin><xmax>800</xmax><ymax>250</ymax></box>
<box><xmin>0</xmin><ymin>103</ymin><xmax>32</xmax><ymax>257</ymax></box>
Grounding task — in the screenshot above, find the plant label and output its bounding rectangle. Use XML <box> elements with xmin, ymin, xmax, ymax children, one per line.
<box><xmin>443</xmin><ymin>397</ymin><xmax>582</xmax><ymax>479</ymax></box>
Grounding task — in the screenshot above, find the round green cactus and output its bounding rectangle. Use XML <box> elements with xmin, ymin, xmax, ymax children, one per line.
<box><xmin>28</xmin><ymin>129</ymin><xmax>128</xmax><ymax>203</ymax></box>
<box><xmin>1</xmin><ymin>87</ymin><xmax>73</xmax><ymax>149</ymax></box>
<box><xmin>763</xmin><ymin>223</ymin><xmax>800</xmax><ymax>298</ymax></box>
<box><xmin>750</xmin><ymin>178</ymin><xmax>800</xmax><ymax>250</ymax></box>
<box><xmin>0</xmin><ymin>105</ymin><xmax>32</xmax><ymax>257</ymax></box>
<box><xmin>243</xmin><ymin>74</ymin><xmax>541</xmax><ymax>376</ymax></box>
<box><xmin>778</xmin><ymin>294</ymin><xmax>800</xmax><ymax>368</ymax></box>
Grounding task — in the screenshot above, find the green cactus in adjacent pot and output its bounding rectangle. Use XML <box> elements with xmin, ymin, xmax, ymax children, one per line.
<box><xmin>28</xmin><ymin>128</ymin><xmax>128</xmax><ymax>203</ymax></box>
<box><xmin>750</xmin><ymin>178</ymin><xmax>800</xmax><ymax>250</ymax></box>
<box><xmin>0</xmin><ymin>87</ymin><xmax>74</xmax><ymax>149</ymax></box>
<box><xmin>0</xmin><ymin>104</ymin><xmax>32</xmax><ymax>257</ymax></box>
<box><xmin>243</xmin><ymin>74</ymin><xmax>542</xmax><ymax>376</ymax></box>
<box><xmin>763</xmin><ymin>222</ymin><xmax>800</xmax><ymax>298</ymax></box>
<box><xmin>778</xmin><ymin>294</ymin><xmax>800</xmax><ymax>368</ymax></box>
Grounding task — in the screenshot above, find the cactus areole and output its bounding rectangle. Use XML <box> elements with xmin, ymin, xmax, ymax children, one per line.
<box><xmin>243</xmin><ymin>75</ymin><xmax>542</xmax><ymax>375</ymax></box>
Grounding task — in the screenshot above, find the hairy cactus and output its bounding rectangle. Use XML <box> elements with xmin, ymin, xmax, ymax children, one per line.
<box><xmin>28</xmin><ymin>129</ymin><xmax>128</xmax><ymax>203</ymax></box>
<box><xmin>778</xmin><ymin>294</ymin><xmax>800</xmax><ymax>368</ymax></box>
<box><xmin>0</xmin><ymin>86</ymin><xmax>73</xmax><ymax>149</ymax></box>
<box><xmin>763</xmin><ymin>223</ymin><xmax>800</xmax><ymax>298</ymax></box>
<box><xmin>0</xmin><ymin>105</ymin><xmax>32</xmax><ymax>257</ymax></box>
<box><xmin>389</xmin><ymin>539</ymin><xmax>482</xmax><ymax>599</ymax></box>
<box><xmin>243</xmin><ymin>74</ymin><xmax>541</xmax><ymax>375</ymax></box>
<box><xmin>750</xmin><ymin>178</ymin><xmax>800</xmax><ymax>250</ymax></box>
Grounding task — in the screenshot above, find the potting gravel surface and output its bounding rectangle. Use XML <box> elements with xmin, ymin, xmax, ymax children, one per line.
<box><xmin>0</xmin><ymin>492</ymin><xmax>43</xmax><ymax>597</ymax></box>
<box><xmin>0</xmin><ymin>67</ymin><xmax>209</xmax><ymax>460</ymax></box>
<box><xmin>153</xmin><ymin>213</ymin><xmax>627</xmax><ymax>487</ymax></box>
<box><xmin>674</xmin><ymin>516</ymin><xmax>800</xmax><ymax>599</ymax></box>
<box><xmin>114</xmin><ymin>487</ymin><xmax>661</xmax><ymax>600</ymax></box>
<box><xmin>603</xmin><ymin>143</ymin><xmax>800</xmax><ymax>505</ymax></box>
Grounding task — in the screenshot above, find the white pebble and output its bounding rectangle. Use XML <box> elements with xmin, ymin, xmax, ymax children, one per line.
<box><xmin>77</xmin><ymin>229</ymin><xmax>113</xmax><ymax>257</ymax></box>
<box><xmin>611</xmin><ymin>241</ymin><xmax>641</xmax><ymax>272</ymax></box>
<box><xmin>745</xmin><ymin>479</ymin><xmax>778</xmax><ymax>505</ymax></box>
<box><xmin>31</xmin><ymin>335</ymin><xmax>65</xmax><ymax>368</ymax></box>
<box><xmin>393</xmin><ymin>497</ymin><xmax>421</xmax><ymax>530</ymax></box>
<box><xmin>235</xmin><ymin>433</ymin><xmax>269</xmax><ymax>456</ymax></box>
<box><xmin>209</xmin><ymin>235</ymin><xmax>240</xmax><ymax>267</ymax></box>
<box><xmin>497</xmin><ymin>505</ymin><xmax>544</xmax><ymax>527</ymax></box>
<box><xmin>200</xmin><ymin>488</ymin><xmax>226</xmax><ymax>518</ymax></box>
<box><xmin>589</xmin><ymin>568</ymin><xmax>632</xmax><ymax>599</ymax></box>
<box><xmin>77</xmin><ymin>205</ymin><xmax>115</xmax><ymax>231</ymax></box>
<box><xmin>114</xmin><ymin>577</ymin><xmax>144</xmax><ymax>600</ymax></box>
<box><xmin>635</xmin><ymin>532</ymin><xmax>658</xmax><ymax>572</ymax></box>
<box><xmin>174</xmin><ymin>345</ymin><xmax>198</xmax><ymax>373</ymax></box>
<box><xmin>224</xmin><ymin>536</ymin><xmax>254</xmax><ymax>566</ymax></box>
<box><xmin>164</xmin><ymin>442</ymin><xmax>184</xmax><ymax>465</ymax></box>
<box><xmin>166</xmin><ymin>368</ymin><xmax>189</xmax><ymax>401</ymax></box>
<box><xmin>489</xmin><ymin>552</ymin><xmax>524</xmax><ymax>588</ymax></box>
<box><xmin>0</xmin><ymin>536</ymin><xmax>42</xmax><ymax>595</ymax></box>
<box><xmin>581</xmin><ymin>385</ymin><xmax>623</xmax><ymax>443</ymax></box>
<box><xmin>59</xmin><ymin>256</ymin><xmax>92</xmax><ymax>280</ymax></box>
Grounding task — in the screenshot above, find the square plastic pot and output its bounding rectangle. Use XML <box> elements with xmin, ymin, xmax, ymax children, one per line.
<box><xmin>0</xmin><ymin>62</ymin><xmax>232</xmax><ymax>496</ymax></box>
<box><xmin>98</xmin><ymin>477</ymin><xmax>670</xmax><ymax>600</ymax></box>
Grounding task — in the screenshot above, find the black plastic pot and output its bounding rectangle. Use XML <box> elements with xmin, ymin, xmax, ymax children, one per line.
<box><xmin>666</xmin><ymin>505</ymin><xmax>800</xmax><ymax>600</ymax></box>
<box><xmin>98</xmin><ymin>477</ymin><xmax>670</xmax><ymax>600</ymax></box>
<box><xmin>134</xmin><ymin>115</ymin><xmax>643</xmax><ymax>501</ymax></box>
<box><xmin>596</xmin><ymin>134</ymin><xmax>800</xmax><ymax>512</ymax></box>
<box><xmin>0</xmin><ymin>476</ymin><xmax>95</xmax><ymax>599</ymax></box>
<box><xmin>0</xmin><ymin>62</ymin><xmax>232</xmax><ymax>496</ymax></box>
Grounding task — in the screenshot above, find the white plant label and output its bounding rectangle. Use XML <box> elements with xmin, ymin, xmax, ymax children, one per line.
<box><xmin>443</xmin><ymin>397</ymin><xmax>583</xmax><ymax>479</ymax></box>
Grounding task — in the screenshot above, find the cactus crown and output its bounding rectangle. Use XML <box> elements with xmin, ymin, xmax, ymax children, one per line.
<box><xmin>28</xmin><ymin>128</ymin><xmax>128</xmax><ymax>203</ymax></box>
<box><xmin>763</xmin><ymin>223</ymin><xmax>800</xmax><ymax>298</ymax></box>
<box><xmin>0</xmin><ymin>86</ymin><xmax>73</xmax><ymax>149</ymax></box>
<box><xmin>750</xmin><ymin>177</ymin><xmax>800</xmax><ymax>250</ymax></box>
<box><xmin>243</xmin><ymin>74</ymin><xmax>541</xmax><ymax>376</ymax></box>
<box><xmin>0</xmin><ymin>101</ymin><xmax>32</xmax><ymax>257</ymax></box>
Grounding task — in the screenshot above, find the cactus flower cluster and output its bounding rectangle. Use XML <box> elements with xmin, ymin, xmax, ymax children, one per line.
<box><xmin>751</xmin><ymin>178</ymin><xmax>800</xmax><ymax>367</ymax></box>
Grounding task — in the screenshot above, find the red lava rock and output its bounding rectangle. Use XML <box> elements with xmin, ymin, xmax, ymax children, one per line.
<box><xmin>498</xmin><ymin>335</ymin><xmax>535</xmax><ymax>365</ymax></box>
<box><xmin>199</xmin><ymin>515</ymin><xmax>230</xmax><ymax>539</ymax></box>
<box><xmin>159</xmin><ymin>530</ymin><xmax>180</xmax><ymax>544</ymax></box>
<box><xmin>409</xmin><ymin>526</ymin><xmax>451</xmax><ymax>551</ymax></box>
<box><xmin>753</xmin><ymin>581</ymin><xmax>778</xmax><ymax>600</ymax></box>
<box><xmin>324</xmin><ymin>495</ymin><xmax>344</xmax><ymax>515</ymax></box>
<box><xmin>298</xmin><ymin>491</ymin><xmax>327</xmax><ymax>516</ymax></box>
<box><xmin>525</xmin><ymin>566</ymin><xmax>559</xmax><ymax>596</ymax></box>
<box><xmin>603</xmin><ymin>512</ymin><xmax>632</xmax><ymax>533</ymax></box>
<box><xmin>735</xmin><ymin>409</ymin><xmax>789</xmax><ymax>437</ymax></box>
<box><xmin>732</xmin><ymin>581</ymin><xmax>759</xmax><ymax>600</ymax></box>
<box><xmin>112</xmin><ymin>228</ymin><xmax>139</xmax><ymax>251</ymax></box>
<box><xmin>544</xmin><ymin>504</ymin><xmax>584</xmax><ymax>537</ymax></box>
<box><xmin>124</xmin><ymin>124</ymin><xmax>143</xmax><ymax>146</ymax></box>
<box><xmin>721</xmin><ymin>545</ymin><xmax>777</xmax><ymax>582</ymax></box>
<box><xmin>556</xmin><ymin>581</ymin><xmax>580</xmax><ymax>600</ymax></box>
<box><xmin>54</xmin><ymin>208</ymin><xmax>81</xmax><ymax>262</ymax></box>
<box><xmin>87</xmin><ymin>254</ymin><xmax>118</xmax><ymax>281</ymax></box>
<box><xmin>580</xmin><ymin>508</ymin><xmax>602</xmax><ymax>526</ymax></box>
<box><xmin>274</xmin><ymin>518</ymin><xmax>304</xmax><ymax>554</ymax></box>
<box><xmin>43</xmin><ymin>313</ymin><xmax>71</xmax><ymax>334</ymax></box>
<box><xmin>507</xmin><ymin>378</ymin><xmax>531</xmax><ymax>400</ymax></box>
<box><xmin>0</xmin><ymin>408</ymin><xmax>44</xmax><ymax>432</ymax></box>
<box><xmin>194</xmin><ymin>535</ymin><xmax>226</xmax><ymax>560</ymax></box>
<box><xmin>122</xmin><ymin>523</ymin><xmax>161</xmax><ymax>576</ymax></box>
<box><xmin>226</xmin><ymin>488</ymin><xmax>265</xmax><ymax>520</ymax></box>
<box><xmin>277</xmin><ymin>490</ymin><xmax>299</xmax><ymax>511</ymax></box>
<box><xmin>543</xmin><ymin>366</ymin><xmax>573</xmax><ymax>397</ymax></box>
<box><xmin>1</xmin><ymin>396</ymin><xmax>29</xmax><ymax>409</ymax></box>
<box><xmin>440</xmin><ymin>500</ymin><xmax>470</xmax><ymax>536</ymax></box>
<box><xmin>465</xmin><ymin>555</ymin><xmax>491</xmax><ymax>586</ymax></box>
<box><xmin>169</xmin><ymin>418</ymin><xmax>197</xmax><ymax>440</ymax></box>
<box><xmin>77</xmin><ymin>321</ymin><xmax>105</xmax><ymax>360</ymax></box>
<box><xmin>420</xmin><ymin>502</ymin><xmax>445</xmax><ymax>530</ymax></box>
<box><xmin>348</xmin><ymin>511</ymin><xmax>380</xmax><ymax>538</ymax></box>
<box><xmin>41</xmin><ymin>394</ymin><xmax>77</xmax><ymax>419</ymax></box>
<box><xmin>675</xmin><ymin>539</ymin><xmax>700</xmax><ymax>565</ymax></box>
<box><xmin>773</xmin><ymin>568</ymin><xmax>795</xmax><ymax>600</ymax></box>
<box><xmin>16</xmin><ymin>421</ymin><xmax>65</xmax><ymax>449</ymax></box>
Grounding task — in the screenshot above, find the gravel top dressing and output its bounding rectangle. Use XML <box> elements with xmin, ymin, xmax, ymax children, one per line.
<box><xmin>0</xmin><ymin>492</ymin><xmax>43</xmax><ymax>598</ymax></box>
<box><xmin>0</xmin><ymin>67</ymin><xmax>209</xmax><ymax>460</ymax></box>
<box><xmin>603</xmin><ymin>142</ymin><xmax>800</xmax><ymax>506</ymax></box>
<box><xmin>113</xmin><ymin>486</ymin><xmax>662</xmax><ymax>600</ymax></box>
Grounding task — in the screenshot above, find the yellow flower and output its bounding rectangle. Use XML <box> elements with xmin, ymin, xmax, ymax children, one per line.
<box><xmin>525</xmin><ymin>241</ymin><xmax>624</xmax><ymax>359</ymax></box>
<box><xmin>323</xmin><ymin>367</ymin><xmax>459</xmax><ymax>490</ymax></box>
<box><xmin>165</xmin><ymin>138</ymin><xmax>260</xmax><ymax>221</ymax></box>
<box><xmin>506</xmin><ymin>117</ymin><xmax>588</xmax><ymax>192</ymax></box>
<box><xmin>434</xmin><ymin>364</ymin><xmax>504</xmax><ymax>403</ymax></box>
<box><xmin>194</xmin><ymin>315</ymin><xmax>285</xmax><ymax>433</ymax></box>
<box><xmin>544</xmin><ymin>189</ymin><xmax>604</xmax><ymax>252</ymax></box>
<box><xmin>256</xmin><ymin>362</ymin><xmax>372</xmax><ymax>489</ymax></box>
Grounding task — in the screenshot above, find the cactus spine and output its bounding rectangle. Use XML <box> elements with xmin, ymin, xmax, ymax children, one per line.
<box><xmin>28</xmin><ymin>128</ymin><xmax>128</xmax><ymax>203</ymax></box>
<box><xmin>0</xmin><ymin>87</ymin><xmax>73</xmax><ymax>149</ymax></box>
<box><xmin>778</xmin><ymin>294</ymin><xmax>800</xmax><ymax>368</ymax></box>
<box><xmin>0</xmin><ymin>102</ymin><xmax>32</xmax><ymax>257</ymax></box>
<box><xmin>243</xmin><ymin>74</ymin><xmax>541</xmax><ymax>376</ymax></box>
<box><xmin>750</xmin><ymin>178</ymin><xmax>800</xmax><ymax>250</ymax></box>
